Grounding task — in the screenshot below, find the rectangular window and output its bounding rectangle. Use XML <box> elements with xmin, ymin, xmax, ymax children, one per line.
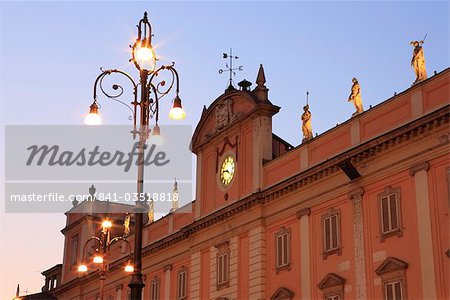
<box><xmin>177</xmin><ymin>268</ymin><xmax>187</xmax><ymax>300</ymax></box>
<box><xmin>322</xmin><ymin>209</ymin><xmax>341</xmax><ymax>257</ymax></box>
<box><xmin>151</xmin><ymin>277</ymin><xmax>160</xmax><ymax>300</ymax></box>
<box><xmin>215</xmin><ymin>241</ymin><xmax>230</xmax><ymax>289</ymax></box>
<box><xmin>378</xmin><ymin>187</ymin><xmax>402</xmax><ymax>240</ymax></box>
<box><xmin>275</xmin><ymin>227</ymin><xmax>291</xmax><ymax>270</ymax></box>
<box><xmin>380</xmin><ymin>193</ymin><xmax>399</xmax><ymax>233</ymax></box>
<box><xmin>70</xmin><ymin>235</ymin><xmax>78</xmax><ymax>266</ymax></box>
<box><xmin>326</xmin><ymin>295</ymin><xmax>341</xmax><ymax>300</ymax></box>
<box><xmin>384</xmin><ymin>280</ymin><xmax>404</xmax><ymax>300</ymax></box>
<box><xmin>217</xmin><ymin>252</ymin><xmax>229</xmax><ymax>286</ymax></box>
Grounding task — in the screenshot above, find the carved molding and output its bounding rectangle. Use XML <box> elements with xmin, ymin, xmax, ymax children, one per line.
<box><xmin>164</xmin><ymin>264</ymin><xmax>172</xmax><ymax>272</ymax></box>
<box><xmin>318</xmin><ymin>273</ymin><xmax>346</xmax><ymax>289</ymax></box>
<box><xmin>375</xmin><ymin>257</ymin><xmax>408</xmax><ymax>275</ymax></box>
<box><xmin>409</xmin><ymin>161</ymin><xmax>430</xmax><ymax>176</ymax></box>
<box><xmin>271</xmin><ymin>287</ymin><xmax>294</xmax><ymax>300</ymax></box>
<box><xmin>296</xmin><ymin>208</ymin><xmax>311</xmax><ymax>218</ymax></box>
<box><xmin>348</xmin><ymin>187</ymin><xmax>364</xmax><ymax>202</ymax></box>
<box><xmin>215</xmin><ymin>135</ymin><xmax>239</xmax><ymax>172</ymax></box>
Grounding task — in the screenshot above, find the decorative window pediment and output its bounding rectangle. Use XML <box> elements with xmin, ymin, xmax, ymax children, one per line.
<box><xmin>318</xmin><ymin>273</ymin><xmax>346</xmax><ymax>290</ymax></box>
<box><xmin>375</xmin><ymin>257</ymin><xmax>408</xmax><ymax>275</ymax></box>
<box><xmin>271</xmin><ymin>287</ymin><xmax>295</xmax><ymax>300</ymax></box>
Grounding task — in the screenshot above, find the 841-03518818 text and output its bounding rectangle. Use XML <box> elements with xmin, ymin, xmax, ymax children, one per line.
<box><xmin>94</xmin><ymin>192</ymin><xmax>179</xmax><ymax>202</ymax></box>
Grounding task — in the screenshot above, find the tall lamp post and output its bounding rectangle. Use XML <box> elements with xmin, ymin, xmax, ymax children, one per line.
<box><xmin>84</xmin><ymin>12</ymin><xmax>186</xmax><ymax>300</ymax></box>
<box><xmin>78</xmin><ymin>218</ymin><xmax>134</xmax><ymax>300</ymax></box>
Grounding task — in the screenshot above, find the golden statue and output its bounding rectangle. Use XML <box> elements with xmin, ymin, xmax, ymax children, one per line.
<box><xmin>348</xmin><ymin>77</ymin><xmax>363</xmax><ymax>116</ymax></box>
<box><xmin>301</xmin><ymin>92</ymin><xmax>313</xmax><ymax>142</ymax></box>
<box><xmin>148</xmin><ymin>198</ymin><xmax>154</xmax><ymax>223</ymax></box>
<box><xmin>411</xmin><ymin>39</ymin><xmax>427</xmax><ymax>84</ymax></box>
<box><xmin>123</xmin><ymin>214</ymin><xmax>130</xmax><ymax>237</ymax></box>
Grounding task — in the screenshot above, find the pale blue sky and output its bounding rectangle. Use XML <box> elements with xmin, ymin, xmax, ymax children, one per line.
<box><xmin>0</xmin><ymin>1</ymin><xmax>448</xmax><ymax>296</ymax></box>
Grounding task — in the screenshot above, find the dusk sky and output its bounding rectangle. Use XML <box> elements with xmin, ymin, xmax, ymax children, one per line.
<box><xmin>0</xmin><ymin>1</ymin><xmax>448</xmax><ymax>296</ymax></box>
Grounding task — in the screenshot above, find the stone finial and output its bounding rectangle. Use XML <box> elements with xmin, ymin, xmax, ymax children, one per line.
<box><xmin>253</xmin><ymin>64</ymin><xmax>269</xmax><ymax>101</ymax></box>
<box><xmin>256</xmin><ymin>64</ymin><xmax>266</xmax><ymax>86</ymax></box>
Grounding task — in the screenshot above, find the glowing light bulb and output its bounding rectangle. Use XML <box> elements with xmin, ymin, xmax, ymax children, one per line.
<box><xmin>136</xmin><ymin>46</ymin><xmax>154</xmax><ymax>62</ymax></box>
<box><xmin>124</xmin><ymin>261</ymin><xmax>134</xmax><ymax>273</ymax></box>
<box><xmin>93</xmin><ymin>255</ymin><xmax>104</xmax><ymax>264</ymax></box>
<box><xmin>77</xmin><ymin>264</ymin><xmax>88</xmax><ymax>272</ymax></box>
<box><xmin>149</xmin><ymin>125</ymin><xmax>164</xmax><ymax>146</ymax></box>
<box><xmin>102</xmin><ymin>219</ymin><xmax>112</xmax><ymax>230</ymax></box>
<box><xmin>85</xmin><ymin>102</ymin><xmax>101</xmax><ymax>125</ymax></box>
<box><xmin>169</xmin><ymin>96</ymin><xmax>186</xmax><ymax>120</ymax></box>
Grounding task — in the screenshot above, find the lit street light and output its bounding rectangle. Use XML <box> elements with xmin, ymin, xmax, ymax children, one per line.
<box><xmin>78</xmin><ymin>218</ymin><xmax>133</xmax><ymax>300</ymax></box>
<box><xmin>84</xmin><ymin>12</ymin><xmax>186</xmax><ymax>300</ymax></box>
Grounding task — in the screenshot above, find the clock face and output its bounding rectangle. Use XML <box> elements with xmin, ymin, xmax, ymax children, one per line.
<box><xmin>220</xmin><ymin>155</ymin><xmax>236</xmax><ymax>186</ymax></box>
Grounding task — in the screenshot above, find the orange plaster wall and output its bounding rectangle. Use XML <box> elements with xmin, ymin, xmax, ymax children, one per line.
<box><xmin>265</xmin><ymin>216</ymin><xmax>301</xmax><ymax>298</ymax></box>
<box><xmin>360</xmin><ymin>94</ymin><xmax>412</xmax><ymax>142</ymax></box>
<box><xmin>147</xmin><ymin>217</ymin><xmax>169</xmax><ymax>243</ymax></box>
<box><xmin>173</xmin><ymin>212</ymin><xmax>194</xmax><ymax>231</ymax></box>
<box><xmin>309</xmin><ymin>125</ymin><xmax>352</xmax><ymax>166</ymax></box>
<box><xmin>263</xmin><ymin>148</ymin><xmax>301</xmax><ymax>187</ymax></box>
<box><xmin>363</xmin><ymin>171</ymin><xmax>422</xmax><ymax>299</ymax></box>
<box><xmin>422</xmin><ymin>74</ymin><xmax>450</xmax><ymax>113</ymax></box>
<box><xmin>427</xmin><ymin>155</ymin><xmax>449</xmax><ymax>299</ymax></box>
<box><xmin>310</xmin><ymin>195</ymin><xmax>355</xmax><ymax>299</ymax></box>
<box><xmin>238</xmin><ymin>234</ymin><xmax>249</xmax><ymax>299</ymax></box>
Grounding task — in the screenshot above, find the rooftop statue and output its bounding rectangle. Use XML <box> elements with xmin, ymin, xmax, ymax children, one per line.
<box><xmin>411</xmin><ymin>39</ymin><xmax>427</xmax><ymax>84</ymax></box>
<box><xmin>348</xmin><ymin>77</ymin><xmax>364</xmax><ymax>116</ymax></box>
<box><xmin>147</xmin><ymin>198</ymin><xmax>154</xmax><ymax>224</ymax></box>
<box><xmin>302</xmin><ymin>92</ymin><xmax>313</xmax><ymax>142</ymax></box>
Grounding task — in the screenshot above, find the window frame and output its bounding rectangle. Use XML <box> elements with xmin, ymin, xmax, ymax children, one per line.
<box><xmin>377</xmin><ymin>187</ymin><xmax>403</xmax><ymax>241</ymax></box>
<box><xmin>151</xmin><ymin>276</ymin><xmax>161</xmax><ymax>300</ymax></box>
<box><xmin>383</xmin><ymin>279</ymin><xmax>405</xmax><ymax>300</ymax></box>
<box><xmin>177</xmin><ymin>266</ymin><xmax>188</xmax><ymax>300</ymax></box>
<box><xmin>275</xmin><ymin>227</ymin><xmax>291</xmax><ymax>272</ymax></box>
<box><xmin>215</xmin><ymin>241</ymin><xmax>230</xmax><ymax>289</ymax></box>
<box><xmin>325</xmin><ymin>295</ymin><xmax>341</xmax><ymax>300</ymax></box>
<box><xmin>321</xmin><ymin>208</ymin><xmax>342</xmax><ymax>258</ymax></box>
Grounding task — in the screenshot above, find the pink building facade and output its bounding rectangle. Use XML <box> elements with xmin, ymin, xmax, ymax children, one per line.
<box><xmin>49</xmin><ymin>67</ymin><xmax>449</xmax><ymax>300</ymax></box>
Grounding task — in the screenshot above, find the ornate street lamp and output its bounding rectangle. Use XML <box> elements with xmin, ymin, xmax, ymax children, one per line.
<box><xmin>78</xmin><ymin>218</ymin><xmax>134</xmax><ymax>300</ymax></box>
<box><xmin>84</xmin><ymin>12</ymin><xmax>186</xmax><ymax>300</ymax></box>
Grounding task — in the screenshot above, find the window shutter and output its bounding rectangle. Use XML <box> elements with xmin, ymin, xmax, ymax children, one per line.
<box><xmin>331</xmin><ymin>215</ymin><xmax>338</xmax><ymax>249</ymax></box>
<box><xmin>389</xmin><ymin>194</ymin><xmax>398</xmax><ymax>230</ymax></box>
<box><xmin>277</xmin><ymin>235</ymin><xmax>282</xmax><ymax>266</ymax></box>
<box><xmin>324</xmin><ymin>218</ymin><xmax>331</xmax><ymax>251</ymax></box>
<box><xmin>394</xmin><ymin>281</ymin><xmax>402</xmax><ymax>300</ymax></box>
<box><xmin>283</xmin><ymin>234</ymin><xmax>288</xmax><ymax>265</ymax></box>
<box><xmin>381</xmin><ymin>196</ymin><xmax>390</xmax><ymax>233</ymax></box>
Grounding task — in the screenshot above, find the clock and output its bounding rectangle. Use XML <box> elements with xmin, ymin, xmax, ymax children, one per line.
<box><xmin>220</xmin><ymin>155</ymin><xmax>236</xmax><ymax>186</ymax></box>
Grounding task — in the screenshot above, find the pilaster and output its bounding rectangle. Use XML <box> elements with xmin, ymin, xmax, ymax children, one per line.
<box><xmin>410</xmin><ymin>162</ymin><xmax>437</xmax><ymax>299</ymax></box>
<box><xmin>349</xmin><ymin>187</ymin><xmax>367</xmax><ymax>300</ymax></box>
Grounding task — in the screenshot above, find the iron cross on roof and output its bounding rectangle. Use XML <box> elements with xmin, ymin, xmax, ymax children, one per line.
<box><xmin>219</xmin><ymin>48</ymin><xmax>243</xmax><ymax>88</ymax></box>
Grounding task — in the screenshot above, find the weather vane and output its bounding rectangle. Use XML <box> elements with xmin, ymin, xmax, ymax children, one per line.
<box><xmin>219</xmin><ymin>48</ymin><xmax>243</xmax><ymax>88</ymax></box>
